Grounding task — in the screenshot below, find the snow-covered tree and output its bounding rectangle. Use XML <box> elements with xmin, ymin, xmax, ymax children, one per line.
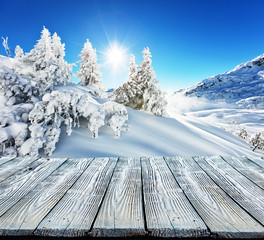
<box><xmin>102</xmin><ymin>101</ymin><xmax>128</xmax><ymax>138</ymax></box>
<box><xmin>113</xmin><ymin>47</ymin><xmax>167</xmax><ymax>116</ymax></box>
<box><xmin>24</xmin><ymin>90</ymin><xmax>103</xmax><ymax>156</ymax></box>
<box><xmin>0</xmin><ymin>71</ymin><xmax>39</xmax><ymax>105</ymax></box>
<box><xmin>138</xmin><ymin>47</ymin><xmax>167</xmax><ymax>116</ymax></box>
<box><xmin>21</xmin><ymin>89</ymin><xmax>128</xmax><ymax>157</ymax></box>
<box><xmin>51</xmin><ymin>32</ymin><xmax>72</xmax><ymax>85</ymax></box>
<box><xmin>249</xmin><ymin>132</ymin><xmax>264</xmax><ymax>151</ymax></box>
<box><xmin>112</xmin><ymin>54</ymin><xmax>141</xmax><ymax>106</ymax></box>
<box><xmin>0</xmin><ymin>70</ymin><xmax>39</xmax><ymax>157</ymax></box>
<box><xmin>23</xmin><ymin>27</ymin><xmax>54</xmax><ymax>92</ymax></box>
<box><xmin>21</xmin><ymin>27</ymin><xmax>72</xmax><ymax>93</ymax></box>
<box><xmin>143</xmin><ymin>84</ymin><xmax>167</xmax><ymax>116</ymax></box>
<box><xmin>77</xmin><ymin>39</ymin><xmax>105</xmax><ymax>91</ymax></box>
<box><xmin>52</xmin><ymin>33</ymin><xmax>65</xmax><ymax>60</ymax></box>
<box><xmin>14</xmin><ymin>45</ymin><xmax>24</xmax><ymax>59</ymax></box>
<box><xmin>236</xmin><ymin>127</ymin><xmax>249</xmax><ymax>140</ymax></box>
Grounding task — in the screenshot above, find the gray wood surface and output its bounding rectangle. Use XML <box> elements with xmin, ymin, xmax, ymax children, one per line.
<box><xmin>0</xmin><ymin>157</ymin><xmax>15</xmax><ymax>167</ymax></box>
<box><xmin>248</xmin><ymin>157</ymin><xmax>264</xmax><ymax>169</ymax></box>
<box><xmin>35</xmin><ymin>158</ymin><xmax>117</xmax><ymax>237</ymax></box>
<box><xmin>0</xmin><ymin>156</ymin><xmax>264</xmax><ymax>239</ymax></box>
<box><xmin>222</xmin><ymin>156</ymin><xmax>264</xmax><ymax>190</ymax></box>
<box><xmin>141</xmin><ymin>157</ymin><xmax>208</xmax><ymax>237</ymax></box>
<box><xmin>0</xmin><ymin>158</ymin><xmax>92</xmax><ymax>236</ymax></box>
<box><xmin>91</xmin><ymin>157</ymin><xmax>145</xmax><ymax>237</ymax></box>
<box><xmin>0</xmin><ymin>158</ymin><xmax>66</xmax><ymax>217</ymax></box>
<box><xmin>0</xmin><ymin>157</ymin><xmax>37</xmax><ymax>183</ymax></box>
<box><xmin>195</xmin><ymin>156</ymin><xmax>264</xmax><ymax>226</ymax></box>
<box><xmin>166</xmin><ymin>156</ymin><xmax>264</xmax><ymax>238</ymax></box>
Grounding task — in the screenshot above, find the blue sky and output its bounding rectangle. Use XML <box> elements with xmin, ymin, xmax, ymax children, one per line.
<box><xmin>1</xmin><ymin>0</ymin><xmax>264</xmax><ymax>92</ymax></box>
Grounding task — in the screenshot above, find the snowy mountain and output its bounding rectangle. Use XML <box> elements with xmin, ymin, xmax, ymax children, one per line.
<box><xmin>178</xmin><ymin>53</ymin><xmax>264</xmax><ymax>108</ymax></box>
<box><xmin>0</xmin><ymin>50</ymin><xmax>263</xmax><ymax>158</ymax></box>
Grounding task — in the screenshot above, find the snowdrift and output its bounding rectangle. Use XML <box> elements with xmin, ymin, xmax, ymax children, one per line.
<box><xmin>50</xmin><ymin>107</ymin><xmax>258</xmax><ymax>158</ymax></box>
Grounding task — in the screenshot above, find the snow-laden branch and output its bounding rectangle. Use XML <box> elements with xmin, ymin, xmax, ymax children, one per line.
<box><xmin>20</xmin><ymin>90</ymin><xmax>128</xmax><ymax>157</ymax></box>
<box><xmin>2</xmin><ymin>37</ymin><xmax>11</xmax><ymax>57</ymax></box>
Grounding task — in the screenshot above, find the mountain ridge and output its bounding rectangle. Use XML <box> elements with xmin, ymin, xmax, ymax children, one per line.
<box><xmin>177</xmin><ymin>53</ymin><xmax>264</xmax><ymax>108</ymax></box>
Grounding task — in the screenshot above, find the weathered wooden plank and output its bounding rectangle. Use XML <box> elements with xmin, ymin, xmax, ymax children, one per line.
<box><xmin>35</xmin><ymin>157</ymin><xmax>117</xmax><ymax>237</ymax></box>
<box><xmin>141</xmin><ymin>157</ymin><xmax>208</xmax><ymax>237</ymax></box>
<box><xmin>0</xmin><ymin>157</ymin><xmax>37</xmax><ymax>183</ymax></box>
<box><xmin>222</xmin><ymin>156</ymin><xmax>264</xmax><ymax>190</ymax></box>
<box><xmin>195</xmin><ymin>156</ymin><xmax>264</xmax><ymax>227</ymax></box>
<box><xmin>0</xmin><ymin>157</ymin><xmax>15</xmax><ymax>167</ymax></box>
<box><xmin>166</xmin><ymin>156</ymin><xmax>264</xmax><ymax>238</ymax></box>
<box><xmin>91</xmin><ymin>158</ymin><xmax>145</xmax><ymax>237</ymax></box>
<box><xmin>0</xmin><ymin>158</ymin><xmax>66</xmax><ymax>217</ymax></box>
<box><xmin>0</xmin><ymin>158</ymin><xmax>92</xmax><ymax>236</ymax></box>
<box><xmin>247</xmin><ymin>157</ymin><xmax>264</xmax><ymax>169</ymax></box>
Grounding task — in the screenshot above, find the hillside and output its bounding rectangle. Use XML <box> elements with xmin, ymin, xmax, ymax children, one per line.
<box><xmin>0</xmin><ymin>55</ymin><xmax>262</xmax><ymax>157</ymax></box>
<box><xmin>178</xmin><ymin>54</ymin><xmax>264</xmax><ymax>108</ymax></box>
<box><xmin>51</xmin><ymin>105</ymin><xmax>259</xmax><ymax>157</ymax></box>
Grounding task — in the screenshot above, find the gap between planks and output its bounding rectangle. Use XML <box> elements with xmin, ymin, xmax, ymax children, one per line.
<box><xmin>0</xmin><ymin>158</ymin><xmax>93</xmax><ymax>236</ymax></box>
<box><xmin>165</xmin><ymin>156</ymin><xmax>264</xmax><ymax>238</ymax></box>
<box><xmin>0</xmin><ymin>156</ymin><xmax>264</xmax><ymax>238</ymax></box>
<box><xmin>35</xmin><ymin>157</ymin><xmax>118</xmax><ymax>237</ymax></box>
<box><xmin>194</xmin><ymin>156</ymin><xmax>264</xmax><ymax>227</ymax></box>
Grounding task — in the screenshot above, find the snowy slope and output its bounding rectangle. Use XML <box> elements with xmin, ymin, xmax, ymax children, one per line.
<box><xmin>0</xmin><ymin>55</ymin><xmax>14</xmax><ymax>70</ymax></box>
<box><xmin>169</xmin><ymin>94</ymin><xmax>264</xmax><ymax>136</ymax></box>
<box><xmin>0</xmin><ymin>55</ymin><xmax>261</xmax><ymax>158</ymax></box>
<box><xmin>177</xmin><ymin>53</ymin><xmax>264</xmax><ymax>107</ymax></box>
<box><xmin>50</xmin><ymin>106</ymin><xmax>259</xmax><ymax>158</ymax></box>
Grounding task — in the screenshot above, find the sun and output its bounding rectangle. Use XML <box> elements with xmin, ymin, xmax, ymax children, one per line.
<box><xmin>106</xmin><ymin>43</ymin><xmax>126</xmax><ymax>68</ymax></box>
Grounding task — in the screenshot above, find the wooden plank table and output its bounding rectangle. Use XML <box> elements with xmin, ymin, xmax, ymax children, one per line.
<box><xmin>142</xmin><ymin>157</ymin><xmax>208</xmax><ymax>237</ymax></box>
<box><xmin>166</xmin><ymin>156</ymin><xmax>264</xmax><ymax>238</ymax></box>
<box><xmin>91</xmin><ymin>157</ymin><xmax>145</xmax><ymax>237</ymax></box>
<box><xmin>194</xmin><ymin>156</ymin><xmax>264</xmax><ymax>226</ymax></box>
<box><xmin>0</xmin><ymin>156</ymin><xmax>263</xmax><ymax>238</ymax></box>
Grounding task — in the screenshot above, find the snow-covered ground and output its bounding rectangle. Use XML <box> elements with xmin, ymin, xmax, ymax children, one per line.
<box><xmin>50</xmin><ymin>94</ymin><xmax>261</xmax><ymax>158</ymax></box>
<box><xmin>178</xmin><ymin>53</ymin><xmax>264</xmax><ymax>108</ymax></box>
<box><xmin>168</xmin><ymin>95</ymin><xmax>264</xmax><ymax>135</ymax></box>
<box><xmin>0</xmin><ymin>54</ymin><xmax>263</xmax><ymax>158</ymax></box>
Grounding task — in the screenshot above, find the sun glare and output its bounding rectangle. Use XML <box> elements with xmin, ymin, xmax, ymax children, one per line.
<box><xmin>100</xmin><ymin>41</ymin><xmax>129</xmax><ymax>84</ymax></box>
<box><xmin>106</xmin><ymin>44</ymin><xmax>125</xmax><ymax>68</ymax></box>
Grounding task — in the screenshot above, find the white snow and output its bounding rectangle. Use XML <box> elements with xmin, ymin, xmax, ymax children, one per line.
<box><xmin>0</xmin><ymin>50</ymin><xmax>263</xmax><ymax>158</ymax></box>
<box><xmin>178</xmin><ymin>53</ymin><xmax>264</xmax><ymax>107</ymax></box>
<box><xmin>49</xmin><ymin>105</ymin><xmax>260</xmax><ymax>158</ymax></box>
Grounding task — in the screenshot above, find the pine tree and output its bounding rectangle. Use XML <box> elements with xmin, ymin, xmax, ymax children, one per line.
<box><xmin>52</xmin><ymin>32</ymin><xmax>65</xmax><ymax>60</ymax></box>
<box><xmin>128</xmin><ymin>54</ymin><xmax>138</xmax><ymax>83</ymax></box>
<box><xmin>51</xmin><ymin>32</ymin><xmax>72</xmax><ymax>85</ymax></box>
<box><xmin>249</xmin><ymin>132</ymin><xmax>264</xmax><ymax>151</ymax></box>
<box><xmin>23</xmin><ymin>26</ymin><xmax>54</xmax><ymax>92</ymax></box>
<box><xmin>77</xmin><ymin>39</ymin><xmax>105</xmax><ymax>91</ymax></box>
<box><xmin>14</xmin><ymin>45</ymin><xmax>24</xmax><ymax>59</ymax></box>
<box><xmin>22</xmin><ymin>27</ymin><xmax>72</xmax><ymax>93</ymax></box>
<box><xmin>113</xmin><ymin>54</ymin><xmax>141</xmax><ymax>106</ymax></box>
<box><xmin>114</xmin><ymin>47</ymin><xmax>167</xmax><ymax>116</ymax></box>
<box><xmin>139</xmin><ymin>47</ymin><xmax>167</xmax><ymax>116</ymax></box>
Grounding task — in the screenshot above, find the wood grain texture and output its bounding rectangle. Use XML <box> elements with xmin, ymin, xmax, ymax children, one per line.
<box><xmin>222</xmin><ymin>156</ymin><xmax>264</xmax><ymax>190</ymax></box>
<box><xmin>141</xmin><ymin>157</ymin><xmax>208</xmax><ymax>237</ymax></box>
<box><xmin>90</xmin><ymin>158</ymin><xmax>145</xmax><ymax>237</ymax></box>
<box><xmin>35</xmin><ymin>158</ymin><xmax>117</xmax><ymax>237</ymax></box>
<box><xmin>0</xmin><ymin>158</ymin><xmax>66</xmax><ymax>217</ymax></box>
<box><xmin>195</xmin><ymin>156</ymin><xmax>264</xmax><ymax>226</ymax></box>
<box><xmin>0</xmin><ymin>157</ymin><xmax>37</xmax><ymax>183</ymax></box>
<box><xmin>166</xmin><ymin>156</ymin><xmax>264</xmax><ymax>238</ymax></box>
<box><xmin>247</xmin><ymin>157</ymin><xmax>264</xmax><ymax>169</ymax></box>
<box><xmin>0</xmin><ymin>158</ymin><xmax>92</xmax><ymax>236</ymax></box>
<box><xmin>0</xmin><ymin>157</ymin><xmax>15</xmax><ymax>167</ymax></box>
